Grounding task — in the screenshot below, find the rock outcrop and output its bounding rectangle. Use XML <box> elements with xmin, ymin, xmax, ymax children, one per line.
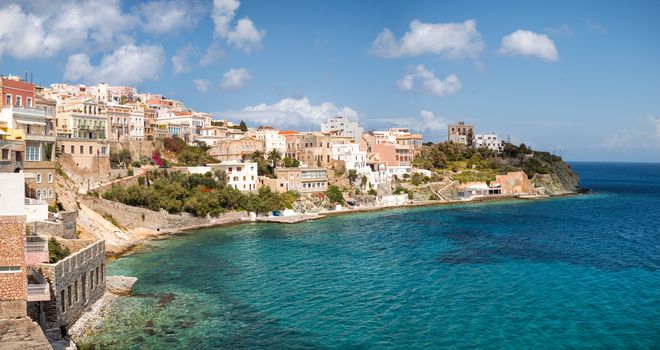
<box><xmin>532</xmin><ymin>160</ymin><xmax>579</xmax><ymax>195</ymax></box>
<box><xmin>0</xmin><ymin>317</ymin><xmax>52</xmax><ymax>350</ymax></box>
<box><xmin>106</xmin><ymin>276</ymin><xmax>138</xmax><ymax>296</ymax></box>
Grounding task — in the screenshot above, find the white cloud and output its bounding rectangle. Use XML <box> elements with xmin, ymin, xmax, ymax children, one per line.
<box><xmin>172</xmin><ymin>44</ymin><xmax>195</xmax><ymax>74</ymax></box>
<box><xmin>0</xmin><ymin>1</ymin><xmax>136</xmax><ymax>59</ymax></box>
<box><xmin>499</xmin><ymin>30</ymin><xmax>558</xmax><ymax>61</ymax></box>
<box><xmin>601</xmin><ymin>116</ymin><xmax>660</xmax><ymax>149</ymax></box>
<box><xmin>544</xmin><ymin>24</ymin><xmax>573</xmax><ymax>37</ymax></box>
<box><xmin>200</xmin><ymin>42</ymin><xmax>225</xmax><ymax>66</ymax></box>
<box><xmin>136</xmin><ymin>0</ymin><xmax>206</xmax><ymax>35</ymax></box>
<box><xmin>397</xmin><ymin>65</ymin><xmax>462</xmax><ymax>97</ymax></box>
<box><xmin>222</xmin><ymin>97</ymin><xmax>358</xmax><ymax>129</ymax></box>
<box><xmin>370</xmin><ymin>19</ymin><xmax>484</xmax><ymax>59</ymax></box>
<box><xmin>64</xmin><ymin>44</ymin><xmax>165</xmax><ymax>85</ymax></box>
<box><xmin>212</xmin><ymin>0</ymin><xmax>265</xmax><ymax>53</ymax></box>
<box><xmin>192</xmin><ymin>79</ymin><xmax>211</xmax><ymax>93</ymax></box>
<box><xmin>586</xmin><ymin>19</ymin><xmax>607</xmax><ymax>33</ymax></box>
<box><xmin>220</xmin><ymin>68</ymin><xmax>251</xmax><ymax>90</ymax></box>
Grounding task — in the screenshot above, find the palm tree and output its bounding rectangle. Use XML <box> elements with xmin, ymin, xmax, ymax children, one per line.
<box><xmin>251</xmin><ymin>150</ymin><xmax>265</xmax><ymax>162</ymax></box>
<box><xmin>267</xmin><ymin>149</ymin><xmax>282</xmax><ymax>168</ymax></box>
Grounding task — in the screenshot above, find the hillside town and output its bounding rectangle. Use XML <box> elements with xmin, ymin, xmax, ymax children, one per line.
<box><xmin>0</xmin><ymin>74</ymin><xmax>577</xmax><ymax>349</ymax></box>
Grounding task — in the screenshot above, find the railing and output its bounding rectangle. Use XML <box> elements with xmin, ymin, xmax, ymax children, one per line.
<box><xmin>26</xmin><ymin>237</ymin><xmax>48</xmax><ymax>252</ymax></box>
<box><xmin>27</xmin><ymin>284</ymin><xmax>49</xmax><ymax>295</ymax></box>
<box><xmin>12</xmin><ymin>106</ymin><xmax>46</xmax><ymax>116</ymax></box>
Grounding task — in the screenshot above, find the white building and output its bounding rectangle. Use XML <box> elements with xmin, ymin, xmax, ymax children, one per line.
<box><xmin>0</xmin><ymin>173</ymin><xmax>48</xmax><ymax>222</ymax></box>
<box><xmin>321</xmin><ymin>116</ymin><xmax>364</xmax><ymax>143</ymax></box>
<box><xmin>475</xmin><ymin>133</ymin><xmax>503</xmax><ymax>152</ymax></box>
<box><xmin>256</xmin><ymin>126</ymin><xmax>286</xmax><ymax>156</ymax></box>
<box><xmin>129</xmin><ymin>107</ymin><xmax>144</xmax><ymax>140</ymax></box>
<box><xmin>209</xmin><ymin>161</ymin><xmax>258</xmax><ymax>192</ymax></box>
<box><xmin>331</xmin><ymin>143</ymin><xmax>367</xmax><ymax>172</ymax></box>
<box><xmin>156</xmin><ymin>109</ymin><xmax>211</xmax><ymax>142</ymax></box>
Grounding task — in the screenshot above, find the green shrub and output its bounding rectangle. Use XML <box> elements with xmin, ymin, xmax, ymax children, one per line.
<box><xmin>102</xmin><ymin>213</ymin><xmax>126</xmax><ymax>230</ymax></box>
<box><xmin>367</xmin><ymin>189</ymin><xmax>377</xmax><ymax>196</ymax></box>
<box><xmin>127</xmin><ymin>169</ymin><xmax>134</xmax><ymax>176</ymax></box>
<box><xmin>137</xmin><ymin>176</ymin><xmax>145</xmax><ymax>186</ymax></box>
<box><xmin>48</xmin><ymin>238</ymin><xmax>70</xmax><ymax>263</ymax></box>
<box><xmin>131</xmin><ymin>161</ymin><xmax>142</xmax><ymax>168</ymax></box>
<box><xmin>324</xmin><ymin>185</ymin><xmax>345</xmax><ymax>204</ymax></box>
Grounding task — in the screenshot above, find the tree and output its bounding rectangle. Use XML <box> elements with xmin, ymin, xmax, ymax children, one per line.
<box><xmin>360</xmin><ymin>175</ymin><xmax>368</xmax><ymax>190</ymax></box>
<box><xmin>251</xmin><ymin>150</ymin><xmax>270</xmax><ymax>176</ymax></box>
<box><xmin>283</xmin><ymin>156</ymin><xmax>300</xmax><ymax>168</ymax></box>
<box><xmin>324</xmin><ymin>185</ymin><xmax>345</xmax><ymax>204</ymax></box>
<box><xmin>348</xmin><ymin>169</ymin><xmax>358</xmax><ymax>185</ymax></box>
<box><xmin>238</xmin><ymin>120</ymin><xmax>248</xmax><ymax>131</ymax></box>
<box><xmin>267</xmin><ymin>149</ymin><xmax>282</xmax><ymax>169</ymax></box>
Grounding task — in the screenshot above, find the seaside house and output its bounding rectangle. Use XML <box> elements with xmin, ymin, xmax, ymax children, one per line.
<box><xmin>448</xmin><ymin>121</ymin><xmax>475</xmax><ymax>146</ymax></box>
<box><xmin>209</xmin><ymin>161</ymin><xmax>259</xmax><ymax>191</ymax></box>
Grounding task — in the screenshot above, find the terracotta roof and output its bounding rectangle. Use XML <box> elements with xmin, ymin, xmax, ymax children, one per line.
<box><xmin>278</xmin><ymin>130</ymin><xmax>300</xmax><ymax>135</ymax></box>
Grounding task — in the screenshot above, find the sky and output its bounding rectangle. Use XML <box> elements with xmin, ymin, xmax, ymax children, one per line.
<box><xmin>1</xmin><ymin>0</ymin><xmax>659</xmax><ymax>162</ymax></box>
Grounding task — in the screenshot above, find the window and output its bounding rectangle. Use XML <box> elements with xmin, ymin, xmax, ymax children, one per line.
<box><xmin>26</xmin><ymin>147</ymin><xmax>39</xmax><ymax>161</ymax></box>
<box><xmin>26</xmin><ymin>97</ymin><xmax>32</xmax><ymax>107</ymax></box>
<box><xmin>1</xmin><ymin>148</ymin><xmax>9</xmax><ymax>160</ymax></box>
<box><xmin>5</xmin><ymin>94</ymin><xmax>11</xmax><ymax>105</ymax></box>
<box><xmin>71</xmin><ymin>145</ymin><xmax>75</xmax><ymax>154</ymax></box>
<box><xmin>36</xmin><ymin>173</ymin><xmax>42</xmax><ymax>183</ymax></box>
<box><xmin>48</xmin><ymin>172</ymin><xmax>53</xmax><ymax>183</ymax></box>
<box><xmin>16</xmin><ymin>96</ymin><xmax>22</xmax><ymax>106</ymax></box>
<box><xmin>80</xmin><ymin>145</ymin><xmax>84</xmax><ymax>154</ymax></box>
<box><xmin>61</xmin><ymin>290</ymin><xmax>66</xmax><ymax>313</ymax></box>
<box><xmin>74</xmin><ymin>281</ymin><xmax>78</xmax><ymax>301</ymax></box>
<box><xmin>0</xmin><ymin>266</ymin><xmax>21</xmax><ymax>273</ymax></box>
<box><xmin>36</xmin><ymin>190</ymin><xmax>41</xmax><ymax>200</ymax></box>
<box><xmin>89</xmin><ymin>146</ymin><xmax>93</xmax><ymax>154</ymax></box>
<box><xmin>49</xmin><ymin>189</ymin><xmax>54</xmax><ymax>198</ymax></box>
<box><xmin>68</xmin><ymin>285</ymin><xmax>72</xmax><ymax>307</ymax></box>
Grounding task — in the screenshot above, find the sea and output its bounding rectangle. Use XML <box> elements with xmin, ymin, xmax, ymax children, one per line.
<box><xmin>79</xmin><ymin>162</ymin><xmax>660</xmax><ymax>349</ymax></box>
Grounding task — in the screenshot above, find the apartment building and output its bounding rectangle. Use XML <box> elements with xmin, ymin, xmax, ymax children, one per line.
<box><xmin>321</xmin><ymin>116</ymin><xmax>364</xmax><ymax>143</ymax></box>
<box><xmin>475</xmin><ymin>133</ymin><xmax>504</xmax><ymax>152</ymax></box>
<box><xmin>209</xmin><ymin>161</ymin><xmax>258</xmax><ymax>191</ymax></box>
<box><xmin>208</xmin><ymin>137</ymin><xmax>264</xmax><ymax>162</ymax></box>
<box><xmin>448</xmin><ymin>121</ymin><xmax>475</xmax><ymax>146</ymax></box>
<box><xmin>106</xmin><ymin>103</ymin><xmax>131</xmax><ymax>141</ymax></box>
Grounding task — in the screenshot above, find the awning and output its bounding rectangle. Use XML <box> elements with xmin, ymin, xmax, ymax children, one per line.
<box><xmin>15</xmin><ymin>120</ymin><xmax>46</xmax><ymax>126</ymax></box>
<box><xmin>0</xmin><ymin>129</ymin><xmax>9</xmax><ymax>135</ymax></box>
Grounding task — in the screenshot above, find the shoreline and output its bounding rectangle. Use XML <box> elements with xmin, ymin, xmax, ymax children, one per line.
<box><xmin>106</xmin><ymin>192</ymin><xmax>577</xmax><ymax>259</ymax></box>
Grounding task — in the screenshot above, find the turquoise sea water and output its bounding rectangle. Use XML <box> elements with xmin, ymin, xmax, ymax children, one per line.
<box><xmin>82</xmin><ymin>162</ymin><xmax>660</xmax><ymax>349</ymax></box>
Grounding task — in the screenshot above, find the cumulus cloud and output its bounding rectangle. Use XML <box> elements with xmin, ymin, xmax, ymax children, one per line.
<box><xmin>192</xmin><ymin>79</ymin><xmax>211</xmax><ymax>93</ymax></box>
<box><xmin>136</xmin><ymin>0</ymin><xmax>206</xmax><ymax>35</ymax></box>
<box><xmin>0</xmin><ymin>1</ymin><xmax>136</xmax><ymax>59</ymax></box>
<box><xmin>499</xmin><ymin>30</ymin><xmax>558</xmax><ymax>61</ymax></box>
<box><xmin>221</xmin><ymin>97</ymin><xmax>358</xmax><ymax>129</ymax></box>
<box><xmin>199</xmin><ymin>42</ymin><xmax>225</xmax><ymax>66</ymax></box>
<box><xmin>220</xmin><ymin>68</ymin><xmax>251</xmax><ymax>90</ymax></box>
<box><xmin>370</xmin><ymin>19</ymin><xmax>484</xmax><ymax>59</ymax></box>
<box><xmin>397</xmin><ymin>65</ymin><xmax>462</xmax><ymax>97</ymax></box>
<box><xmin>212</xmin><ymin>0</ymin><xmax>265</xmax><ymax>53</ymax></box>
<box><xmin>64</xmin><ymin>44</ymin><xmax>165</xmax><ymax>85</ymax></box>
<box><xmin>172</xmin><ymin>44</ymin><xmax>195</xmax><ymax>74</ymax></box>
<box><xmin>601</xmin><ymin>116</ymin><xmax>660</xmax><ymax>149</ymax></box>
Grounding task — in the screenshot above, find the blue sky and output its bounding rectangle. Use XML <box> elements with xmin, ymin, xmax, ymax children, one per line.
<box><xmin>1</xmin><ymin>0</ymin><xmax>659</xmax><ymax>161</ymax></box>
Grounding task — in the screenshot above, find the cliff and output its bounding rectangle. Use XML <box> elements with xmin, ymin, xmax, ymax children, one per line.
<box><xmin>531</xmin><ymin>159</ymin><xmax>580</xmax><ymax>195</ymax></box>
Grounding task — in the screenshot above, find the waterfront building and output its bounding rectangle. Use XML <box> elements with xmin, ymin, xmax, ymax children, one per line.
<box><xmin>209</xmin><ymin>161</ymin><xmax>258</xmax><ymax>191</ymax></box>
<box><xmin>448</xmin><ymin>121</ymin><xmax>475</xmax><ymax>146</ymax></box>
<box><xmin>321</xmin><ymin>116</ymin><xmax>364</xmax><ymax>143</ymax></box>
<box><xmin>331</xmin><ymin>142</ymin><xmax>368</xmax><ymax>172</ymax></box>
<box><xmin>55</xmin><ymin>99</ymin><xmax>110</xmax><ymax>179</ymax></box>
<box><xmin>261</xmin><ymin>167</ymin><xmax>329</xmax><ymax>193</ymax></box>
<box><xmin>475</xmin><ymin>133</ymin><xmax>504</xmax><ymax>152</ymax></box>
<box><xmin>0</xmin><ymin>78</ymin><xmax>57</xmax><ymax>205</ymax></box>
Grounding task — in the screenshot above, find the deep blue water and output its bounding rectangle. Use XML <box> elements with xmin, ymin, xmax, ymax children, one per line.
<box><xmin>83</xmin><ymin>162</ymin><xmax>660</xmax><ymax>349</ymax></box>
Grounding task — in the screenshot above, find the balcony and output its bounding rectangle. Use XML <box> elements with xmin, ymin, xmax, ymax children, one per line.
<box><xmin>27</xmin><ymin>268</ymin><xmax>50</xmax><ymax>302</ymax></box>
<box><xmin>11</xmin><ymin>106</ymin><xmax>46</xmax><ymax>117</ymax></box>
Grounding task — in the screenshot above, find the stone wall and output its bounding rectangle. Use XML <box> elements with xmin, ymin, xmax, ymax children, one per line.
<box><xmin>28</xmin><ymin>212</ymin><xmax>77</xmax><ymax>239</ymax></box>
<box><xmin>0</xmin><ymin>215</ymin><xmax>27</xmax><ymax>304</ymax></box>
<box><xmin>110</xmin><ymin>140</ymin><xmax>163</xmax><ymax>161</ymax></box>
<box><xmin>35</xmin><ymin>239</ymin><xmax>106</xmax><ymax>329</ymax></box>
<box><xmin>495</xmin><ymin>171</ymin><xmax>535</xmax><ymax>195</ymax></box>
<box><xmin>58</xmin><ymin>152</ymin><xmax>111</xmax><ymax>184</ymax></box>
